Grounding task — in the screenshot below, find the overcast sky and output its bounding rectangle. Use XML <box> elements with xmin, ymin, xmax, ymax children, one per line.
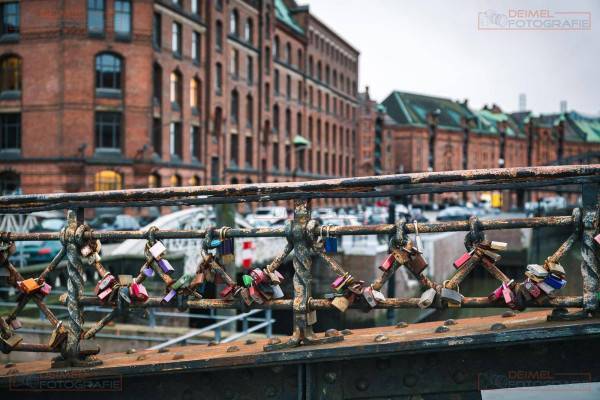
<box><xmin>302</xmin><ymin>0</ymin><xmax>600</xmax><ymax>115</ymax></box>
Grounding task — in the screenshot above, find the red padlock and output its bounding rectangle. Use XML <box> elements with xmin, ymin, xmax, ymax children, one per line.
<box><xmin>219</xmin><ymin>284</ymin><xmax>235</xmax><ymax>299</ymax></box>
<box><xmin>379</xmin><ymin>254</ymin><xmax>395</xmax><ymax>272</ymax></box>
<box><xmin>129</xmin><ymin>282</ymin><xmax>149</xmax><ymax>302</ymax></box>
<box><xmin>453</xmin><ymin>252</ymin><xmax>473</xmax><ymax>269</ymax></box>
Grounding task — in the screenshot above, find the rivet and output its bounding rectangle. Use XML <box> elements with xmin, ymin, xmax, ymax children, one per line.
<box><xmin>126</xmin><ymin>348</ymin><xmax>136</xmax><ymax>354</ymax></box>
<box><xmin>340</xmin><ymin>329</ymin><xmax>353</xmax><ymax>335</ymax></box>
<box><xmin>502</xmin><ymin>311</ymin><xmax>516</xmax><ymax>318</ymax></box>
<box><xmin>325</xmin><ymin>328</ymin><xmax>339</xmax><ymax>337</ymax></box>
<box><xmin>374</xmin><ymin>334</ymin><xmax>388</xmax><ymax>342</ymax></box>
<box><xmin>207</xmin><ymin>340</ymin><xmax>218</xmax><ymax>346</ymax></box>
<box><xmin>136</xmin><ymin>354</ymin><xmax>147</xmax><ymax>361</ymax></box>
<box><xmin>158</xmin><ymin>348</ymin><xmax>169</xmax><ymax>353</ymax></box>
<box><xmin>355</xmin><ymin>378</ymin><xmax>369</xmax><ymax>391</ymax></box>
<box><xmin>491</xmin><ymin>323</ymin><xmax>506</xmax><ymax>331</ymax></box>
<box><xmin>323</xmin><ymin>371</ymin><xmax>337</xmax><ymax>384</ymax></box>
<box><xmin>227</xmin><ymin>345</ymin><xmax>240</xmax><ymax>353</ymax></box>
<box><xmin>435</xmin><ymin>326</ymin><xmax>450</xmax><ymax>333</ymax></box>
<box><xmin>267</xmin><ymin>338</ymin><xmax>281</xmax><ymax>345</ymax></box>
<box><xmin>443</xmin><ymin>319</ymin><xmax>457</xmax><ymax>326</ymax></box>
<box><xmin>245</xmin><ymin>339</ymin><xmax>256</xmax><ymax>345</ymax></box>
<box><xmin>4</xmin><ymin>363</ymin><xmax>15</xmax><ymax>368</ymax></box>
<box><xmin>396</xmin><ymin>321</ymin><xmax>408</xmax><ymax>328</ymax></box>
<box><xmin>173</xmin><ymin>353</ymin><xmax>184</xmax><ymax>360</ymax></box>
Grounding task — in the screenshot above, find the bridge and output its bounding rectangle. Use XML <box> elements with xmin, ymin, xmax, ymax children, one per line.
<box><xmin>0</xmin><ymin>164</ymin><xmax>599</xmax><ymax>399</ymax></box>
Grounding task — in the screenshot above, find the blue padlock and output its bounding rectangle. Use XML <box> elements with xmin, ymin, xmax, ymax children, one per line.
<box><xmin>544</xmin><ymin>274</ymin><xmax>566</xmax><ymax>289</ymax></box>
<box><xmin>324</xmin><ymin>237</ymin><xmax>338</xmax><ymax>253</ymax></box>
<box><xmin>209</xmin><ymin>239</ymin><xmax>222</xmax><ymax>249</ymax></box>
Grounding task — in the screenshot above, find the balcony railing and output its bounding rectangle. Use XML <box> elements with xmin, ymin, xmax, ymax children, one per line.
<box><xmin>0</xmin><ymin>164</ymin><xmax>599</xmax><ymax>367</ymax></box>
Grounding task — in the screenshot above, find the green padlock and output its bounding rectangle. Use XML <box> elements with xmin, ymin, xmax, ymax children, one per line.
<box><xmin>172</xmin><ymin>273</ymin><xmax>194</xmax><ymax>291</ymax></box>
<box><xmin>242</xmin><ymin>275</ymin><xmax>253</xmax><ymax>287</ymax></box>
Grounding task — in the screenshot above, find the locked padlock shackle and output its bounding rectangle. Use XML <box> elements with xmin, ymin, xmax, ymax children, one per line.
<box><xmin>218</xmin><ymin>226</ymin><xmax>231</xmax><ymax>241</ymax></box>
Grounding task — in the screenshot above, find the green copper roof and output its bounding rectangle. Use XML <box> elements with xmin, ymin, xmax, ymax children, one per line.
<box><xmin>477</xmin><ymin>109</ymin><xmax>526</xmax><ymax>138</ymax></box>
<box><xmin>293</xmin><ymin>134</ymin><xmax>311</xmax><ymax>147</ymax></box>
<box><xmin>566</xmin><ymin>112</ymin><xmax>600</xmax><ymax>143</ymax></box>
<box><xmin>274</xmin><ymin>0</ymin><xmax>304</xmax><ymax>35</ymax></box>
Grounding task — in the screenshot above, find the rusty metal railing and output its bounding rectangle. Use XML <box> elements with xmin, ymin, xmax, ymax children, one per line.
<box><xmin>0</xmin><ymin>165</ymin><xmax>598</xmax><ymax>366</ymax></box>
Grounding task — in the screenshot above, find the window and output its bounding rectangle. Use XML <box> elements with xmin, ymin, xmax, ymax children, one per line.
<box><xmin>285</xmin><ymin>108</ymin><xmax>291</xmax><ymax>137</ymax></box>
<box><xmin>230</xmin><ymin>48</ymin><xmax>239</xmax><ymax>78</ymax></box>
<box><xmin>0</xmin><ymin>55</ymin><xmax>21</xmax><ymax>95</ymax></box>
<box><xmin>246</xmin><ymin>94</ymin><xmax>253</xmax><ymax>128</ymax></box>
<box><xmin>172</xmin><ymin>22</ymin><xmax>181</xmax><ymax>56</ymax></box>
<box><xmin>0</xmin><ymin>113</ymin><xmax>20</xmax><ymax>150</ymax></box>
<box><xmin>230</xmin><ymin>90</ymin><xmax>239</xmax><ymax>124</ymax></box>
<box><xmin>272</xmin><ymin>143</ymin><xmax>279</xmax><ymax>169</ymax></box>
<box><xmin>273</xmin><ymin>36</ymin><xmax>280</xmax><ymax>59</ymax></box>
<box><xmin>170</xmin><ymin>70</ymin><xmax>182</xmax><ymax>108</ymax></box>
<box><xmin>297</xmin><ymin>49</ymin><xmax>303</xmax><ymax>70</ymax></box>
<box><xmin>273</xmin><ymin>104</ymin><xmax>279</xmax><ymax>133</ymax></box>
<box><xmin>297</xmin><ymin>81</ymin><xmax>302</xmax><ymax>104</ymax></box>
<box><xmin>170</xmin><ymin>174</ymin><xmax>182</xmax><ymax>186</ymax></box>
<box><xmin>264</xmin><ymin>46</ymin><xmax>270</xmax><ymax>75</ymax></box>
<box><xmin>308</xmin><ymin>86</ymin><xmax>313</xmax><ymax>107</ymax></box>
<box><xmin>325</xmin><ymin>65</ymin><xmax>330</xmax><ymax>84</ymax></box>
<box><xmin>190</xmin><ymin>77</ymin><xmax>200</xmax><ymax>113</ymax></box>
<box><xmin>152</xmin><ymin>13</ymin><xmax>161</xmax><ymax>48</ymax></box>
<box><xmin>317</xmin><ymin>61</ymin><xmax>322</xmax><ymax>81</ymax></box>
<box><xmin>191</xmin><ymin>0</ymin><xmax>199</xmax><ymax>15</ymax></box>
<box><xmin>95</xmin><ymin>53</ymin><xmax>122</xmax><ymax>92</ymax></box>
<box><xmin>87</xmin><ymin>0</ymin><xmax>104</xmax><ymax>34</ymax></box>
<box><xmin>0</xmin><ymin>171</ymin><xmax>20</xmax><ymax>195</ymax></box>
<box><xmin>191</xmin><ymin>125</ymin><xmax>200</xmax><ymax>160</ymax></box>
<box><xmin>244</xmin><ymin>18</ymin><xmax>253</xmax><ymax>44</ymax></box>
<box><xmin>215</xmin><ymin>20</ymin><xmax>223</xmax><ymax>51</ymax></box>
<box><xmin>229</xmin><ymin>9</ymin><xmax>238</xmax><ymax>36</ymax></box>
<box><xmin>152</xmin><ymin>118</ymin><xmax>162</xmax><ymax>157</ymax></box>
<box><xmin>95</xmin><ymin>170</ymin><xmax>123</xmax><ymax>191</ymax></box>
<box><xmin>192</xmin><ymin>31</ymin><xmax>200</xmax><ymax>63</ymax></box>
<box><xmin>95</xmin><ymin>112</ymin><xmax>121</xmax><ymax>150</ymax></box>
<box><xmin>274</xmin><ymin>69</ymin><xmax>279</xmax><ymax>95</ymax></box>
<box><xmin>285</xmin><ymin>43</ymin><xmax>291</xmax><ymax>64</ymax></box>
<box><xmin>148</xmin><ymin>172</ymin><xmax>161</xmax><ymax>188</ymax></box>
<box><xmin>286</xmin><ymin>75</ymin><xmax>291</xmax><ymax>100</ymax></box>
<box><xmin>265</xmin><ymin>11</ymin><xmax>271</xmax><ymax>34</ymax></box>
<box><xmin>264</xmin><ymin>83</ymin><xmax>270</xmax><ymax>109</ymax></box>
<box><xmin>152</xmin><ymin>63</ymin><xmax>162</xmax><ymax>105</ymax></box>
<box><xmin>285</xmin><ymin>144</ymin><xmax>291</xmax><ymax>171</ymax></box>
<box><xmin>215</xmin><ymin>62</ymin><xmax>222</xmax><ymax>94</ymax></box>
<box><xmin>114</xmin><ymin>0</ymin><xmax>131</xmax><ymax>37</ymax></box>
<box><xmin>189</xmin><ymin>175</ymin><xmax>199</xmax><ymax>186</ymax></box>
<box><xmin>216</xmin><ymin>0</ymin><xmax>223</xmax><ymax>12</ymax></box>
<box><xmin>169</xmin><ymin>122</ymin><xmax>182</xmax><ymax>158</ymax></box>
<box><xmin>245</xmin><ymin>137</ymin><xmax>253</xmax><ymax>167</ymax></box>
<box><xmin>246</xmin><ymin>55</ymin><xmax>253</xmax><ymax>85</ymax></box>
<box><xmin>231</xmin><ymin>133</ymin><xmax>239</xmax><ymax>164</ymax></box>
<box><xmin>296</xmin><ymin>112</ymin><xmax>302</xmax><ymax>136</ymax></box>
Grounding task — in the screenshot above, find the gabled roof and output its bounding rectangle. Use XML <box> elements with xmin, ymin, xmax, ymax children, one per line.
<box><xmin>275</xmin><ymin>0</ymin><xmax>304</xmax><ymax>35</ymax></box>
<box><xmin>564</xmin><ymin>112</ymin><xmax>600</xmax><ymax>143</ymax></box>
<box><xmin>477</xmin><ymin>109</ymin><xmax>526</xmax><ymax>138</ymax></box>
<box><xmin>382</xmin><ymin>91</ymin><xmax>495</xmax><ymax>134</ymax></box>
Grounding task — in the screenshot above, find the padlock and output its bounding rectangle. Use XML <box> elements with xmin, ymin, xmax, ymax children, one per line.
<box><xmin>418</xmin><ymin>287</ymin><xmax>437</xmax><ymax>309</ymax></box>
<box><xmin>249</xmin><ymin>285</ymin><xmax>264</xmax><ymax>304</ymax></box>
<box><xmin>306</xmin><ymin>310</ymin><xmax>317</xmax><ymax>326</ymax></box>
<box><xmin>453</xmin><ymin>251</ymin><xmax>473</xmax><ymax>269</ymax></box>
<box><xmin>242</xmin><ymin>274</ymin><xmax>254</xmax><ymax>287</ymax></box>
<box><xmin>271</xmin><ymin>284</ymin><xmax>284</xmax><ymax>299</ymax></box>
<box><xmin>95</xmin><ymin>273</ymin><xmax>117</xmax><ymax>295</ymax></box>
<box><xmin>118</xmin><ymin>287</ymin><xmax>131</xmax><ymax>304</ymax></box>
<box><xmin>9</xmin><ymin>318</ymin><xmax>22</xmax><ymax>330</ymax></box>
<box><xmin>219</xmin><ymin>284</ymin><xmax>236</xmax><ymax>299</ymax></box>
<box><xmin>1</xmin><ymin>333</ymin><xmax>23</xmax><ymax>350</ymax></box>
<box><xmin>129</xmin><ymin>282</ymin><xmax>149</xmax><ymax>302</ymax></box>
<box><xmin>157</xmin><ymin>258</ymin><xmax>174</xmax><ymax>274</ymax></box>
<box><xmin>209</xmin><ymin>239</ymin><xmax>222</xmax><ymax>249</ymax></box>
<box><xmin>266</xmin><ymin>269</ymin><xmax>284</xmax><ymax>285</ymax></box>
<box><xmin>118</xmin><ymin>275</ymin><xmax>133</xmax><ymax>286</ymax></box>
<box><xmin>171</xmin><ymin>273</ymin><xmax>194</xmax><ymax>291</ymax></box>
<box><xmin>440</xmin><ymin>287</ymin><xmax>463</xmax><ymax>306</ymax></box>
<box><xmin>502</xmin><ymin>283</ymin><xmax>516</xmax><ymax>308</ymax></box>
<box><xmin>372</xmin><ymin>289</ymin><xmax>386</xmax><ymax>302</ymax></box>
<box><xmin>324</xmin><ymin>237</ymin><xmax>338</xmax><ymax>253</ymax></box>
<box><xmin>544</xmin><ymin>274</ymin><xmax>567</xmax><ymax>290</ymax></box>
<box><xmin>78</xmin><ymin>340</ymin><xmax>100</xmax><ymax>356</ymax></box>
<box><xmin>39</xmin><ymin>282</ymin><xmax>52</xmax><ymax>296</ymax></box>
<box><xmin>162</xmin><ymin>288</ymin><xmax>177</xmax><ymax>303</ymax></box>
<box><xmin>347</xmin><ymin>281</ymin><xmax>364</xmax><ymax>295</ymax></box>
<box><xmin>331</xmin><ymin>273</ymin><xmax>350</xmax><ymax>291</ymax></box>
<box><xmin>48</xmin><ymin>322</ymin><xmax>67</xmax><ymax>348</ymax></box>
<box><xmin>217</xmin><ymin>238</ymin><xmax>235</xmax><ymax>263</ymax></box>
<box><xmin>257</xmin><ymin>283</ymin><xmax>274</xmax><ymax>300</ymax></box>
<box><xmin>526</xmin><ymin>264</ymin><xmax>548</xmax><ymax>278</ymax></box>
<box><xmin>379</xmin><ymin>253</ymin><xmax>395</xmax><ymax>272</ymax></box>
<box><xmin>537</xmin><ymin>281</ymin><xmax>555</xmax><ymax>295</ymax></box>
<box><xmin>149</xmin><ymin>241</ymin><xmax>167</xmax><ymax>259</ymax></box>
<box><xmin>524</xmin><ymin>279</ymin><xmax>542</xmax><ymax>298</ymax></box>
<box><xmin>524</xmin><ymin>271</ymin><xmax>545</xmax><ymax>283</ymax></box>
<box><xmin>331</xmin><ymin>294</ymin><xmax>351</xmax><ymax>312</ymax></box>
<box><xmin>19</xmin><ymin>278</ymin><xmax>41</xmax><ymax>294</ymax></box>
<box><xmin>489</xmin><ymin>285</ymin><xmax>503</xmax><ymax>301</ymax></box>
<box><xmin>98</xmin><ymin>287</ymin><xmax>113</xmax><ymax>302</ymax></box>
<box><xmin>239</xmin><ymin>287</ymin><xmax>253</xmax><ymax>306</ymax></box>
<box><xmin>595</xmin><ymin>233</ymin><xmax>600</xmax><ymax>246</ymax></box>
<box><xmin>362</xmin><ymin>286</ymin><xmax>377</xmax><ymax>308</ymax></box>
<box><xmin>80</xmin><ymin>244</ymin><xmax>93</xmax><ymax>257</ymax></box>
<box><xmin>481</xmin><ymin>249</ymin><xmax>501</xmax><ymax>263</ymax></box>
<box><xmin>489</xmin><ymin>241</ymin><xmax>508</xmax><ymax>251</ymax></box>
<box><xmin>143</xmin><ymin>266</ymin><xmax>155</xmax><ymax>277</ymax></box>
<box><xmin>250</xmin><ymin>268</ymin><xmax>267</xmax><ymax>285</ymax></box>
<box><xmin>547</xmin><ymin>262</ymin><xmax>566</xmax><ymax>276</ymax></box>
<box><xmin>413</xmin><ymin>220</ymin><xmax>424</xmax><ymax>253</ymax></box>
<box><xmin>406</xmin><ymin>250</ymin><xmax>428</xmax><ymax>275</ymax></box>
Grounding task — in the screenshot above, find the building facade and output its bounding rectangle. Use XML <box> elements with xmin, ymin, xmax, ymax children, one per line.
<box><xmin>0</xmin><ymin>0</ymin><xmax>360</xmax><ymax>201</ymax></box>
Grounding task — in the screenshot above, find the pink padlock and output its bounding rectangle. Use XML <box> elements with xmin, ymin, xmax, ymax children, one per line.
<box><xmin>453</xmin><ymin>252</ymin><xmax>472</xmax><ymax>269</ymax></box>
<box><xmin>98</xmin><ymin>287</ymin><xmax>113</xmax><ymax>302</ymax></box>
<box><xmin>39</xmin><ymin>282</ymin><xmax>52</xmax><ymax>296</ymax></box>
<box><xmin>594</xmin><ymin>233</ymin><xmax>600</xmax><ymax>246</ymax></box>
<box><xmin>379</xmin><ymin>254</ymin><xmax>395</xmax><ymax>272</ymax></box>
<box><xmin>489</xmin><ymin>285</ymin><xmax>503</xmax><ymax>301</ymax></box>
<box><xmin>129</xmin><ymin>282</ymin><xmax>149</xmax><ymax>302</ymax></box>
<box><xmin>331</xmin><ymin>275</ymin><xmax>346</xmax><ymax>289</ymax></box>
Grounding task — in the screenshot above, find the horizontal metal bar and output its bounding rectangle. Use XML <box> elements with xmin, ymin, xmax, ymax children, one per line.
<box><xmin>221</xmin><ymin>319</ymin><xmax>274</xmax><ymax>343</ymax></box>
<box><xmin>76</xmin><ymin>296</ymin><xmax>583</xmax><ymax>309</ymax></box>
<box><xmin>1</xmin><ymin>215</ymin><xmax>574</xmax><ymax>241</ymax></box>
<box><xmin>0</xmin><ymin>164</ymin><xmax>597</xmax><ymax>213</ymax></box>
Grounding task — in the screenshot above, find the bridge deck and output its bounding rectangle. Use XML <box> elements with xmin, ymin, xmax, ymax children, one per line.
<box><xmin>2</xmin><ymin>310</ymin><xmax>600</xmax><ymax>383</ymax></box>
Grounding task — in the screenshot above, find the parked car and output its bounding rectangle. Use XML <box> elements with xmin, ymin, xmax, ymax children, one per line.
<box><xmin>246</xmin><ymin>206</ymin><xmax>288</xmax><ymax>226</ymax></box>
<box><xmin>15</xmin><ymin>218</ymin><xmax>65</xmax><ymax>265</ymax></box>
<box><xmin>437</xmin><ymin>206</ymin><xmax>473</xmax><ymax>221</ymax></box>
<box><xmin>90</xmin><ymin>214</ymin><xmax>141</xmax><ymax>231</ymax></box>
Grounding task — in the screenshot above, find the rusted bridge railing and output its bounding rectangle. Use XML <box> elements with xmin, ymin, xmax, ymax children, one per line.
<box><xmin>0</xmin><ymin>165</ymin><xmax>598</xmax><ymax>368</ymax></box>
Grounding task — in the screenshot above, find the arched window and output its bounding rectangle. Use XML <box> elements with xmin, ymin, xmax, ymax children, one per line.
<box><xmin>297</xmin><ymin>49</ymin><xmax>303</xmax><ymax>70</ymax></box>
<box><xmin>190</xmin><ymin>77</ymin><xmax>200</xmax><ymax>113</ymax></box>
<box><xmin>308</xmin><ymin>56</ymin><xmax>313</xmax><ymax>77</ymax></box>
<box><xmin>285</xmin><ymin>108</ymin><xmax>291</xmax><ymax>137</ymax></box>
<box><xmin>246</xmin><ymin>55</ymin><xmax>253</xmax><ymax>85</ymax></box>
<box><xmin>264</xmin><ymin>46</ymin><xmax>270</xmax><ymax>74</ymax></box>
<box><xmin>95</xmin><ymin>53</ymin><xmax>122</xmax><ymax>92</ymax></box>
<box><xmin>244</xmin><ymin>18</ymin><xmax>253</xmax><ymax>43</ymax></box>
<box><xmin>273</xmin><ymin>36</ymin><xmax>280</xmax><ymax>59</ymax></box>
<box><xmin>189</xmin><ymin>175</ymin><xmax>200</xmax><ymax>186</ymax></box>
<box><xmin>246</xmin><ymin>94</ymin><xmax>253</xmax><ymax>128</ymax></box>
<box><xmin>229</xmin><ymin>9</ymin><xmax>238</xmax><ymax>36</ymax></box>
<box><xmin>148</xmin><ymin>172</ymin><xmax>161</xmax><ymax>188</ymax></box>
<box><xmin>152</xmin><ymin>62</ymin><xmax>162</xmax><ymax>105</ymax></box>
<box><xmin>273</xmin><ymin>104</ymin><xmax>279</xmax><ymax>133</ymax></box>
<box><xmin>0</xmin><ymin>55</ymin><xmax>21</xmax><ymax>95</ymax></box>
<box><xmin>0</xmin><ymin>170</ymin><xmax>20</xmax><ymax>195</ymax></box>
<box><xmin>285</xmin><ymin>42</ymin><xmax>291</xmax><ymax>64</ymax></box>
<box><xmin>170</xmin><ymin>69</ymin><xmax>182</xmax><ymax>108</ymax></box>
<box><xmin>230</xmin><ymin>89</ymin><xmax>239</xmax><ymax>124</ymax></box>
<box><xmin>170</xmin><ymin>174</ymin><xmax>182</xmax><ymax>187</ymax></box>
<box><xmin>317</xmin><ymin>61</ymin><xmax>322</xmax><ymax>81</ymax></box>
<box><xmin>215</xmin><ymin>20</ymin><xmax>223</xmax><ymax>50</ymax></box>
<box><xmin>95</xmin><ymin>170</ymin><xmax>123</xmax><ymax>191</ymax></box>
<box><xmin>325</xmin><ymin>65</ymin><xmax>330</xmax><ymax>84</ymax></box>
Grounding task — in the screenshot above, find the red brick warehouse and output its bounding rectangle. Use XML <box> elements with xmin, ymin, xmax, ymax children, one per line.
<box><xmin>0</xmin><ymin>0</ymin><xmax>360</xmax><ymax>208</ymax></box>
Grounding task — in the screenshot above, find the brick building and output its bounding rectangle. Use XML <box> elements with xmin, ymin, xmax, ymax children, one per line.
<box><xmin>0</xmin><ymin>0</ymin><xmax>360</xmax><ymax>201</ymax></box>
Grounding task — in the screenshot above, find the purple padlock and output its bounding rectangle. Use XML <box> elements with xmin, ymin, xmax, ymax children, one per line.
<box><xmin>162</xmin><ymin>289</ymin><xmax>177</xmax><ymax>303</ymax></box>
<box><xmin>157</xmin><ymin>258</ymin><xmax>174</xmax><ymax>274</ymax></box>
<box><xmin>143</xmin><ymin>266</ymin><xmax>155</xmax><ymax>277</ymax></box>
